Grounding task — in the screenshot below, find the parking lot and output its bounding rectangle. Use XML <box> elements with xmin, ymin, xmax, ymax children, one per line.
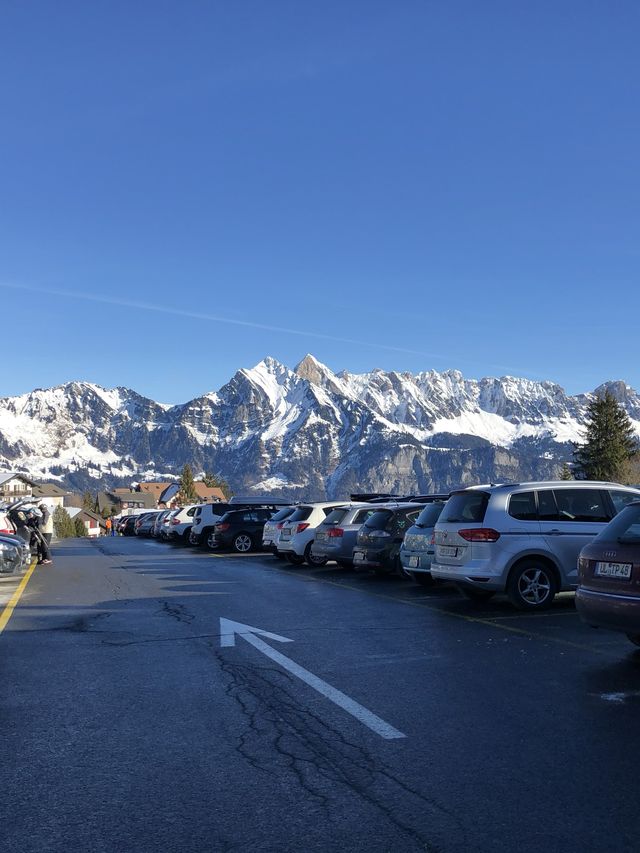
<box><xmin>2</xmin><ymin>535</ymin><xmax>640</xmax><ymax>853</ymax></box>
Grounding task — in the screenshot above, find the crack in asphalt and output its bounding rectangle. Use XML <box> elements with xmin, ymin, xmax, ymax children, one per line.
<box><xmin>212</xmin><ymin>645</ymin><xmax>473</xmax><ymax>853</ymax></box>
<box><xmin>156</xmin><ymin>599</ymin><xmax>195</xmax><ymax>624</ymax></box>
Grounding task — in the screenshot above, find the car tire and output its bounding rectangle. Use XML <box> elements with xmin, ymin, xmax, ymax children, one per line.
<box><xmin>274</xmin><ymin>550</ymin><xmax>286</xmax><ymax>560</ymax></box>
<box><xmin>412</xmin><ymin>572</ymin><xmax>434</xmax><ymax>587</ymax></box>
<box><xmin>507</xmin><ymin>559</ymin><xmax>557</xmax><ymax>610</ymax></box>
<box><xmin>305</xmin><ymin>542</ymin><xmax>328</xmax><ymax>567</ymax></box>
<box><xmin>181</xmin><ymin>527</ymin><xmax>191</xmax><ymax>544</ymax></box>
<box><xmin>458</xmin><ymin>585</ymin><xmax>496</xmax><ymax>602</ymax></box>
<box><xmin>627</xmin><ymin>634</ymin><xmax>640</xmax><ymax>647</ymax></box>
<box><xmin>232</xmin><ymin>532</ymin><xmax>253</xmax><ymax>553</ymax></box>
<box><xmin>287</xmin><ymin>553</ymin><xmax>305</xmax><ymax>566</ymax></box>
<box><xmin>206</xmin><ymin>530</ymin><xmax>218</xmax><ymax>551</ymax></box>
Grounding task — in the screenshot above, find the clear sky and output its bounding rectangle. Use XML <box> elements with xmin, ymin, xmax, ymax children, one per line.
<box><xmin>1</xmin><ymin>1</ymin><xmax>639</xmax><ymax>403</ymax></box>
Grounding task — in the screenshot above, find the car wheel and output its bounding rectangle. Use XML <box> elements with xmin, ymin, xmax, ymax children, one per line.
<box><xmin>274</xmin><ymin>550</ymin><xmax>286</xmax><ymax>560</ymax></box>
<box><xmin>304</xmin><ymin>542</ymin><xmax>327</xmax><ymax>567</ymax></box>
<box><xmin>206</xmin><ymin>531</ymin><xmax>218</xmax><ymax>550</ymax></box>
<box><xmin>411</xmin><ymin>572</ymin><xmax>434</xmax><ymax>587</ymax></box>
<box><xmin>181</xmin><ymin>527</ymin><xmax>191</xmax><ymax>544</ymax></box>
<box><xmin>507</xmin><ymin>559</ymin><xmax>557</xmax><ymax>610</ymax></box>
<box><xmin>627</xmin><ymin>634</ymin><xmax>640</xmax><ymax>647</ymax></box>
<box><xmin>458</xmin><ymin>585</ymin><xmax>496</xmax><ymax>602</ymax></box>
<box><xmin>287</xmin><ymin>553</ymin><xmax>305</xmax><ymax>566</ymax></box>
<box><xmin>232</xmin><ymin>532</ymin><xmax>253</xmax><ymax>553</ymax></box>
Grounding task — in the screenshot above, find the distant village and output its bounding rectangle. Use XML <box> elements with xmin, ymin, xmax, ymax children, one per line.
<box><xmin>0</xmin><ymin>472</ymin><xmax>226</xmax><ymax>537</ymax></box>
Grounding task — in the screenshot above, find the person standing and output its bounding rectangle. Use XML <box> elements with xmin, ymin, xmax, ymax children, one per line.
<box><xmin>39</xmin><ymin>504</ymin><xmax>53</xmax><ymax>550</ymax></box>
<box><xmin>105</xmin><ymin>517</ymin><xmax>112</xmax><ymax>537</ymax></box>
<box><xmin>36</xmin><ymin>504</ymin><xmax>53</xmax><ymax>564</ymax></box>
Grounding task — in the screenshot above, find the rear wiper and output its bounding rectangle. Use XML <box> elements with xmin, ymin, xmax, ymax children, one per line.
<box><xmin>442</xmin><ymin>518</ymin><xmax>461</xmax><ymax>523</ymax></box>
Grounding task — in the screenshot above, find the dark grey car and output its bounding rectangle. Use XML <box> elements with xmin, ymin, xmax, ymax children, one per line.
<box><xmin>311</xmin><ymin>504</ymin><xmax>376</xmax><ymax>567</ymax></box>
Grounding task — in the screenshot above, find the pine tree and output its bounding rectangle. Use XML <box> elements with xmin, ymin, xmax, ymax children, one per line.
<box><xmin>559</xmin><ymin>462</ymin><xmax>573</xmax><ymax>481</ymax></box>
<box><xmin>74</xmin><ymin>516</ymin><xmax>87</xmax><ymax>537</ymax></box>
<box><xmin>53</xmin><ymin>506</ymin><xmax>75</xmax><ymax>538</ymax></box>
<box><xmin>178</xmin><ymin>463</ymin><xmax>199</xmax><ymax>505</ymax></box>
<box><xmin>82</xmin><ymin>491</ymin><xmax>95</xmax><ymax>511</ymax></box>
<box><xmin>200</xmin><ymin>471</ymin><xmax>232</xmax><ymax>499</ymax></box>
<box><xmin>573</xmin><ymin>391</ymin><xmax>638</xmax><ymax>482</ymax></box>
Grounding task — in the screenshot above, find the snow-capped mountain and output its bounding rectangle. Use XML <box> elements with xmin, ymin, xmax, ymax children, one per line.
<box><xmin>1</xmin><ymin>355</ymin><xmax>639</xmax><ymax>497</ymax></box>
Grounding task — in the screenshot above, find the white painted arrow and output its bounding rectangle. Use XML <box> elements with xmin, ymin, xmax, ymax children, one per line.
<box><xmin>219</xmin><ymin>618</ymin><xmax>406</xmax><ymax>740</ymax></box>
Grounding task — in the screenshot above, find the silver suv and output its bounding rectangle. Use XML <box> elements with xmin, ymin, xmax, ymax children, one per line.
<box><xmin>430</xmin><ymin>481</ymin><xmax>640</xmax><ymax>610</ymax></box>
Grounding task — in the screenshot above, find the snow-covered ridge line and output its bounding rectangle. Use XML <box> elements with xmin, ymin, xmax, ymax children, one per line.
<box><xmin>0</xmin><ymin>355</ymin><xmax>638</xmax><ymax>495</ymax></box>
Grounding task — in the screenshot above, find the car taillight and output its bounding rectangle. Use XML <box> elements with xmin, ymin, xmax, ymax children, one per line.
<box><xmin>429</xmin><ymin>533</ymin><xmax>435</xmax><ymax>545</ymax></box>
<box><xmin>277</xmin><ymin>522</ymin><xmax>285</xmax><ymax>529</ymax></box>
<box><xmin>171</xmin><ymin>518</ymin><xmax>180</xmax><ymax>524</ymax></box>
<box><xmin>296</xmin><ymin>523</ymin><xmax>309</xmax><ymax>533</ymax></box>
<box><xmin>135</xmin><ymin>520</ymin><xmax>142</xmax><ymax>527</ymax></box>
<box><xmin>327</xmin><ymin>528</ymin><xmax>344</xmax><ymax>538</ymax></box>
<box><xmin>457</xmin><ymin>528</ymin><xmax>501</xmax><ymax>542</ymax></box>
<box><xmin>0</xmin><ymin>528</ymin><xmax>13</xmax><ymax>534</ymax></box>
<box><xmin>216</xmin><ymin>523</ymin><xmax>230</xmax><ymax>531</ymax></box>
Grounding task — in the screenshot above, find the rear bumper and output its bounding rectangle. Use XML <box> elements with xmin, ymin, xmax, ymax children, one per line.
<box><xmin>430</xmin><ymin>561</ymin><xmax>503</xmax><ymax>590</ymax></box>
<box><xmin>352</xmin><ymin>547</ymin><xmax>388</xmax><ymax>569</ymax></box>
<box><xmin>400</xmin><ymin>548</ymin><xmax>434</xmax><ymax>574</ymax></box>
<box><xmin>576</xmin><ymin>586</ymin><xmax>640</xmax><ymax>633</ymax></box>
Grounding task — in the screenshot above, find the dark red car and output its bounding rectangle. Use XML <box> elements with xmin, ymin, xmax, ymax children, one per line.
<box><xmin>576</xmin><ymin>500</ymin><xmax>640</xmax><ymax>647</ymax></box>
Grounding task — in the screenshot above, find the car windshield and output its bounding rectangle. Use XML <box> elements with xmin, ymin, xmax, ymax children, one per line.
<box><xmin>322</xmin><ymin>508</ymin><xmax>348</xmax><ymax>525</ymax></box>
<box><xmin>594</xmin><ymin>504</ymin><xmax>640</xmax><ymax>543</ymax></box>
<box><xmin>287</xmin><ymin>506</ymin><xmax>313</xmax><ymax>522</ymax></box>
<box><xmin>269</xmin><ymin>507</ymin><xmax>295</xmax><ymax>523</ymax></box>
<box><xmin>363</xmin><ymin>510</ymin><xmax>394</xmax><ymax>531</ymax></box>
<box><xmin>440</xmin><ymin>492</ymin><xmax>489</xmax><ymax>524</ymax></box>
<box><xmin>414</xmin><ymin>502</ymin><xmax>446</xmax><ymax>528</ymax></box>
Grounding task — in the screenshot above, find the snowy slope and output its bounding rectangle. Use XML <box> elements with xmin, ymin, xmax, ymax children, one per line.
<box><xmin>0</xmin><ymin>356</ymin><xmax>638</xmax><ymax>497</ymax></box>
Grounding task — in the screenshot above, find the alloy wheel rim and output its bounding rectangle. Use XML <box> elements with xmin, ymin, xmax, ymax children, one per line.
<box><xmin>518</xmin><ymin>568</ymin><xmax>551</xmax><ymax>605</ymax></box>
<box><xmin>236</xmin><ymin>535</ymin><xmax>251</xmax><ymax>552</ymax></box>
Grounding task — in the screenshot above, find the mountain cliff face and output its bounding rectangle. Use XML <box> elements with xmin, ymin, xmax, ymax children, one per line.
<box><xmin>1</xmin><ymin>355</ymin><xmax>638</xmax><ymax>497</ymax></box>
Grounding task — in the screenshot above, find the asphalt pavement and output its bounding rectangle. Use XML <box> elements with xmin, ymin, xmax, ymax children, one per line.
<box><xmin>2</xmin><ymin>536</ymin><xmax>640</xmax><ymax>853</ymax></box>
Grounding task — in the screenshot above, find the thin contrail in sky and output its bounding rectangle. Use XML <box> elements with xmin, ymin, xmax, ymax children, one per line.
<box><xmin>0</xmin><ymin>280</ymin><xmax>536</xmax><ymax>377</ymax></box>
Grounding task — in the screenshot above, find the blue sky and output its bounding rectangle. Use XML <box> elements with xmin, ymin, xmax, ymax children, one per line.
<box><xmin>1</xmin><ymin>1</ymin><xmax>639</xmax><ymax>402</ymax></box>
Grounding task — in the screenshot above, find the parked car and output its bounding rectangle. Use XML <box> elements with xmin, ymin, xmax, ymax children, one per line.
<box><xmin>0</xmin><ymin>530</ymin><xmax>30</xmax><ymax>568</ymax></box>
<box><xmin>165</xmin><ymin>504</ymin><xmax>202</xmax><ymax>544</ymax></box>
<box><xmin>262</xmin><ymin>506</ymin><xmax>296</xmax><ymax>554</ymax></box>
<box><xmin>353</xmin><ymin>503</ymin><xmax>422</xmax><ymax>574</ymax></box>
<box><xmin>135</xmin><ymin>512</ymin><xmax>160</xmax><ymax>536</ymax></box>
<box><xmin>310</xmin><ymin>503</ymin><xmax>376</xmax><ymax>568</ymax></box>
<box><xmin>276</xmin><ymin>502</ymin><xmax>346</xmax><ymax>566</ymax></box>
<box><xmin>0</xmin><ymin>534</ymin><xmax>23</xmax><ymax>574</ymax></box>
<box><xmin>400</xmin><ymin>499</ymin><xmax>448</xmax><ymax>585</ymax></box>
<box><xmin>151</xmin><ymin>510</ymin><xmax>173</xmax><ymax>538</ymax></box>
<box><xmin>431</xmin><ymin>481</ymin><xmax>640</xmax><ymax>610</ymax></box>
<box><xmin>210</xmin><ymin>508</ymin><xmax>280</xmax><ymax>552</ymax></box>
<box><xmin>159</xmin><ymin>509</ymin><xmax>180</xmax><ymax>540</ymax></box>
<box><xmin>191</xmin><ymin>500</ymin><xmax>288</xmax><ymax>547</ymax></box>
<box><xmin>120</xmin><ymin>516</ymin><xmax>138</xmax><ymax>536</ymax></box>
<box><xmin>0</xmin><ymin>509</ymin><xmax>16</xmax><ymax>535</ymax></box>
<box><xmin>576</xmin><ymin>500</ymin><xmax>640</xmax><ymax>647</ymax></box>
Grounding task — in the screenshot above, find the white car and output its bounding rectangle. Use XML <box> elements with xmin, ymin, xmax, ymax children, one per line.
<box><xmin>165</xmin><ymin>504</ymin><xmax>202</xmax><ymax>544</ymax></box>
<box><xmin>276</xmin><ymin>502</ymin><xmax>346</xmax><ymax>566</ymax></box>
<box><xmin>262</xmin><ymin>506</ymin><xmax>296</xmax><ymax>555</ymax></box>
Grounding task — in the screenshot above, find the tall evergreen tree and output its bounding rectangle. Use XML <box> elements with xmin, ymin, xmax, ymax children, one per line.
<box><xmin>573</xmin><ymin>391</ymin><xmax>638</xmax><ymax>482</ymax></box>
<box><xmin>559</xmin><ymin>462</ymin><xmax>573</xmax><ymax>481</ymax></box>
<box><xmin>82</xmin><ymin>490</ymin><xmax>95</xmax><ymax>511</ymax></box>
<box><xmin>178</xmin><ymin>463</ymin><xmax>199</xmax><ymax>505</ymax></box>
<box><xmin>74</xmin><ymin>516</ymin><xmax>87</xmax><ymax>537</ymax></box>
<box><xmin>200</xmin><ymin>471</ymin><xmax>232</xmax><ymax>499</ymax></box>
<box><xmin>53</xmin><ymin>506</ymin><xmax>75</xmax><ymax>538</ymax></box>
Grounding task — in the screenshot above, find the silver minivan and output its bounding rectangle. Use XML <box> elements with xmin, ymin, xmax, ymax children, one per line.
<box><xmin>430</xmin><ymin>481</ymin><xmax>640</xmax><ymax>610</ymax></box>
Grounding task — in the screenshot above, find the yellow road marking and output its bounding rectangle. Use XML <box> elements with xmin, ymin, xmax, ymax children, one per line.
<box><xmin>0</xmin><ymin>559</ymin><xmax>38</xmax><ymax>635</ymax></box>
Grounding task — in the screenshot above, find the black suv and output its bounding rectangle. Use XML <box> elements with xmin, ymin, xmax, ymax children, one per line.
<box><xmin>211</xmin><ymin>508</ymin><xmax>278</xmax><ymax>553</ymax></box>
<box><xmin>352</xmin><ymin>503</ymin><xmax>421</xmax><ymax>574</ymax></box>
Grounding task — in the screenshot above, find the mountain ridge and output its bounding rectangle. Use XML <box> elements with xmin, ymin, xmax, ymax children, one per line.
<box><xmin>0</xmin><ymin>355</ymin><xmax>638</xmax><ymax>497</ymax></box>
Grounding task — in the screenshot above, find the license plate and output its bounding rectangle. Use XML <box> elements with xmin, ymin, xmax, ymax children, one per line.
<box><xmin>280</xmin><ymin>529</ymin><xmax>291</xmax><ymax>540</ymax></box>
<box><xmin>353</xmin><ymin>551</ymin><xmax>365</xmax><ymax>562</ymax></box>
<box><xmin>263</xmin><ymin>539</ymin><xmax>272</xmax><ymax>546</ymax></box>
<box><xmin>439</xmin><ymin>545</ymin><xmax>459</xmax><ymax>558</ymax></box>
<box><xmin>595</xmin><ymin>561</ymin><xmax>632</xmax><ymax>579</ymax></box>
<box><xmin>315</xmin><ymin>532</ymin><xmax>326</xmax><ymax>541</ymax></box>
<box><xmin>408</xmin><ymin>556</ymin><xmax>419</xmax><ymax>568</ymax></box>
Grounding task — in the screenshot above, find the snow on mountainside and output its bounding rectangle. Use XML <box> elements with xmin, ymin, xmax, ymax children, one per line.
<box><xmin>1</xmin><ymin>357</ymin><xmax>639</xmax><ymax>498</ymax></box>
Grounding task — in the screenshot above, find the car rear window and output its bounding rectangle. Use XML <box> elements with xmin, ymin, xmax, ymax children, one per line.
<box><xmin>353</xmin><ymin>508</ymin><xmax>375</xmax><ymax>524</ymax></box>
<box><xmin>322</xmin><ymin>508</ymin><xmax>348</xmax><ymax>525</ymax></box>
<box><xmin>593</xmin><ymin>503</ymin><xmax>640</xmax><ymax>543</ymax></box>
<box><xmin>287</xmin><ymin>506</ymin><xmax>313</xmax><ymax>522</ymax></box>
<box><xmin>440</xmin><ymin>492</ymin><xmax>489</xmax><ymax>524</ymax></box>
<box><xmin>414</xmin><ymin>502</ymin><xmax>445</xmax><ymax>528</ymax></box>
<box><xmin>609</xmin><ymin>490</ymin><xmax>640</xmax><ymax>514</ymax></box>
<box><xmin>269</xmin><ymin>507</ymin><xmax>295</xmax><ymax>523</ymax></box>
<box><xmin>363</xmin><ymin>510</ymin><xmax>394</xmax><ymax>530</ymax></box>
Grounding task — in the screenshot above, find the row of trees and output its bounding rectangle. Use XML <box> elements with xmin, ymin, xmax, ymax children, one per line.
<box><xmin>561</xmin><ymin>391</ymin><xmax>638</xmax><ymax>482</ymax></box>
